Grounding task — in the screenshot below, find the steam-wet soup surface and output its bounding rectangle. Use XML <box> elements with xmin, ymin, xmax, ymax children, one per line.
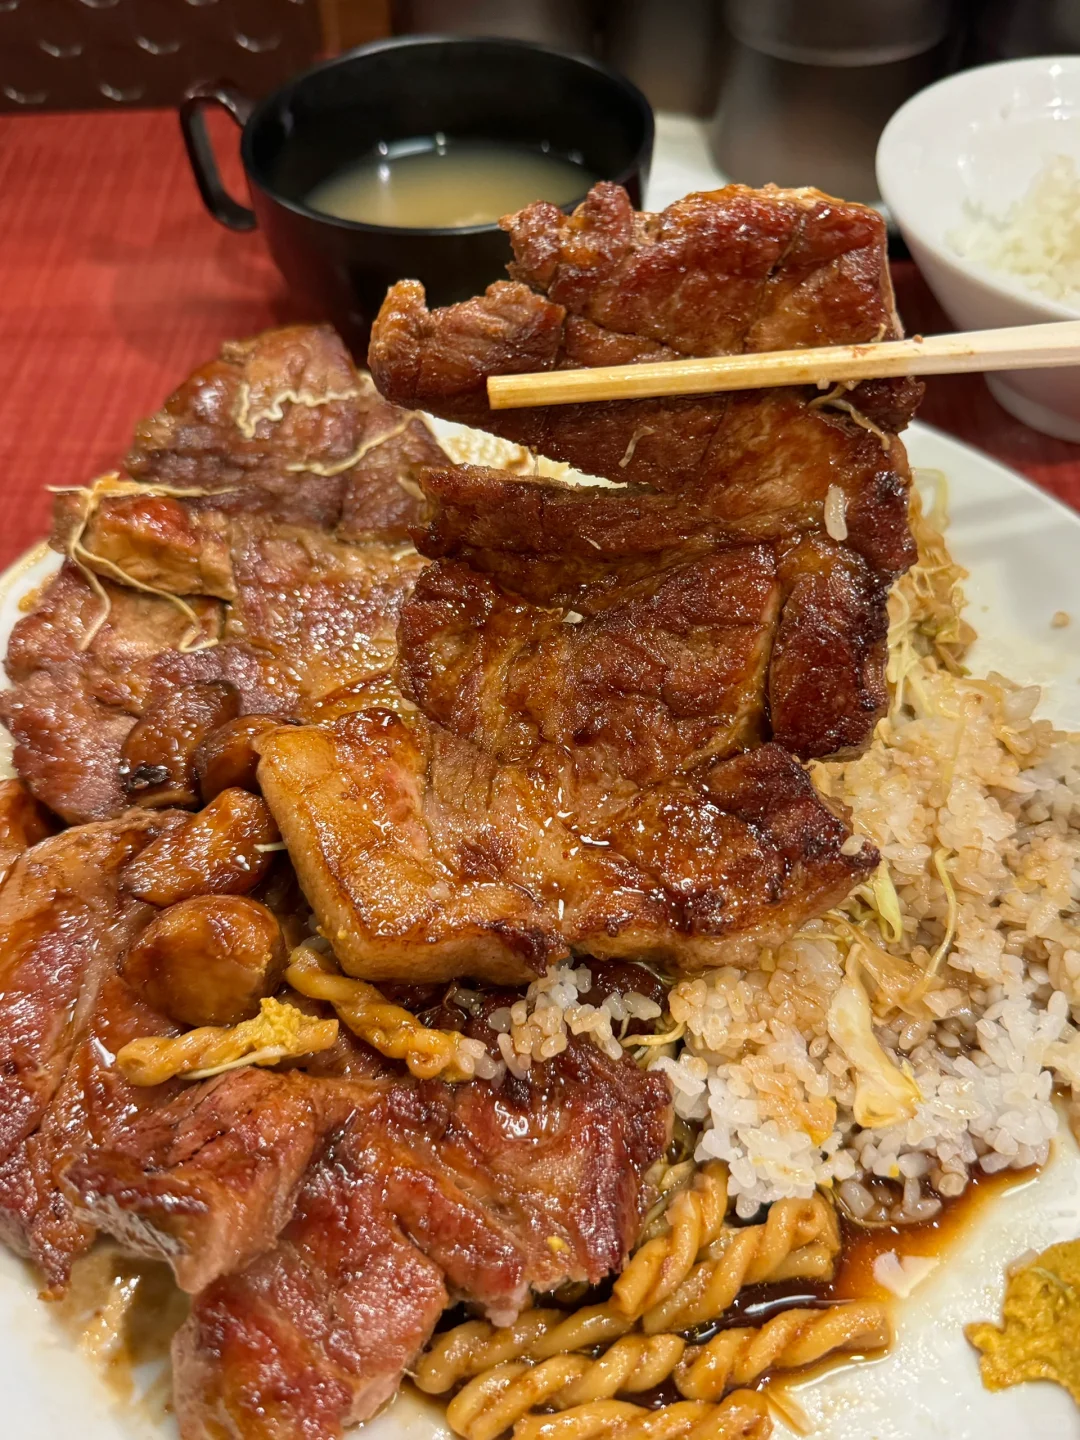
<box><xmin>305</xmin><ymin>139</ymin><xmax>596</xmax><ymax>229</ymax></box>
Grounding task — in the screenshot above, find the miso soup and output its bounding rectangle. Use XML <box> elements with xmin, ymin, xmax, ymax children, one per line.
<box><xmin>306</xmin><ymin>138</ymin><xmax>596</xmax><ymax>229</ymax></box>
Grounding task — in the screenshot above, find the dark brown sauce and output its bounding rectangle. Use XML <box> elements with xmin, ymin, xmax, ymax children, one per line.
<box><xmin>756</xmin><ymin>1167</ymin><xmax>1039</xmax><ymax>1419</ymax></box>
<box><xmin>631</xmin><ymin>1168</ymin><xmax>1040</xmax><ymax>1420</ymax></box>
<box><xmin>54</xmin><ymin>1169</ymin><xmax>1036</xmax><ymax>1428</ymax></box>
<box><xmin>828</xmin><ymin>1165</ymin><xmax>1037</xmax><ymax>1303</ymax></box>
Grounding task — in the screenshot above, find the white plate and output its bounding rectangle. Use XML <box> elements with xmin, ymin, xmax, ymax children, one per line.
<box><xmin>3</xmin><ymin>421</ymin><xmax>1080</xmax><ymax>1440</ymax></box>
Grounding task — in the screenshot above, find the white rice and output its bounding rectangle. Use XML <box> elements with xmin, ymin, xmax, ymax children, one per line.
<box><xmin>493</xmin><ymin>963</ymin><xmax>662</xmax><ymax>1075</ymax></box>
<box><xmin>949</xmin><ymin>154</ymin><xmax>1080</xmax><ymax>306</ymax></box>
<box><xmin>648</xmin><ymin>486</ymin><xmax>1080</xmax><ymax>1222</ymax></box>
<box><xmin>824</xmin><ymin>484</ymin><xmax>848</xmax><ymax>541</ymax></box>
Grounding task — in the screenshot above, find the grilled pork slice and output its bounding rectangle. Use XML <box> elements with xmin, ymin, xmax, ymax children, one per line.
<box><xmin>410</xmin><ymin>467</ymin><xmax>892</xmax><ymax>763</ymax></box>
<box><xmin>124</xmin><ymin>323</ymin><xmax>446</xmax><ymax>541</ymax></box>
<box><xmin>375</xmin><ymin>288</ymin><xmax>917</xmax><ymax>581</ymax></box>
<box><xmin>0</xmin><ymin>812</ymin><xmax>176</xmax><ymax>1167</ymax></box>
<box><xmin>1</xmin><ymin>862</ymin><xmax>323</xmax><ymax>1293</ymax></box>
<box><xmin>0</xmin><ymin>811</ymin><xmax>192</xmax><ymax>1289</ymax></box>
<box><xmin>506</xmin><ymin>180</ymin><xmax>903</xmax><ymax>352</ymax></box>
<box><xmin>400</xmin><ymin>552</ymin><xmax>780</xmax><ymax>780</ymax></box>
<box><xmin>4</xmin><ymin>518</ymin><xmax>426</xmax><ymax>822</ymax></box>
<box><xmin>256</xmin><ymin>712</ymin><xmax>876</xmax><ymax>981</ymax></box>
<box><xmin>174</xmin><ymin>1148</ymin><xmax>450</xmax><ymax>1440</ymax></box>
<box><xmin>368</xmin><ymin>183</ymin><xmax>920</xmax><ymax>580</ymax></box>
<box><xmin>256</xmin><ymin>711</ymin><xmax>624</xmax><ymax>984</ymax></box>
<box><xmin>222</xmin><ymin>522</ymin><xmax>427</xmax><ymax>713</ymax></box>
<box><xmin>4</xmin><ymin>562</ymin><xmax>223</xmax><ymax>704</ymax></box>
<box><xmin>416</xmin><ymin>462</ymin><xmax>725</xmax><ymax>610</ymax></box>
<box><xmin>172</xmin><ymin>1038</ymin><xmax>670</xmax><ymax>1440</ymax></box>
<box><xmin>370</xmin><ymin>185</ymin><xmax>918</xmax><ymax>761</ymax></box>
<box><xmin>0</xmin><ymin>668</ymin><xmax>137</xmax><ymax>824</ymax></box>
<box><xmin>67</xmin><ymin>1069</ymin><xmax>352</xmax><ymax>1294</ymax></box>
<box><xmin>0</xmin><ymin>971</ymin><xmax>180</xmax><ymax>1293</ymax></box>
<box><xmin>0</xmin><ymin>563</ymin><xmax>225</xmax><ymax>822</ymax></box>
<box><xmin>51</xmin><ymin>493</ymin><xmax>237</xmax><ymax>599</ymax></box>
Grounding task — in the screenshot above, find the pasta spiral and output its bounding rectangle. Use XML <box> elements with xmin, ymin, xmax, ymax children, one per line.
<box><xmin>440</xmin><ymin>1303</ymin><xmax>887</xmax><ymax>1437</ymax></box>
<box><xmin>642</xmin><ymin>1193</ymin><xmax>840</xmax><ymax>1335</ymax></box>
<box><xmin>512</xmin><ymin>1391</ymin><xmax>771</xmax><ymax>1440</ymax></box>
<box><xmin>115</xmin><ymin>996</ymin><xmax>337</xmax><ymax>1085</ymax></box>
<box><xmin>415</xmin><ymin>1185</ymin><xmax>850</xmax><ymax>1440</ymax></box>
<box><xmin>446</xmin><ymin>1335</ymin><xmax>687</xmax><ymax>1438</ymax></box>
<box><xmin>447</xmin><ymin>1359</ymin><xmax>587</xmax><ymax>1440</ymax></box>
<box><xmin>286</xmin><ymin>945</ymin><xmax>487</xmax><ymax>1080</ymax></box>
<box><xmin>674</xmin><ymin>1302</ymin><xmax>891</xmax><ymax>1398</ymax></box>
<box><xmin>555</xmin><ymin>1335</ymin><xmax>686</xmax><ymax>1407</ymax></box>
<box><xmin>612</xmin><ymin>1163</ymin><xmax>729</xmax><ymax>1317</ymax></box>
<box><xmin>414</xmin><ymin>1306</ymin><xmax>636</xmax><ymax>1395</ymax></box>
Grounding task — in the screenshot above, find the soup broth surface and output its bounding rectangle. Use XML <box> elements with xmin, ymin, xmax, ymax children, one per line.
<box><xmin>306</xmin><ymin>138</ymin><xmax>596</xmax><ymax>229</ymax></box>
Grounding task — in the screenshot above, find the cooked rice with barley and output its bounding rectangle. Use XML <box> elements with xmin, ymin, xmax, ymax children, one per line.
<box><xmin>510</xmin><ymin>474</ymin><xmax>1080</xmax><ymax>1227</ymax></box>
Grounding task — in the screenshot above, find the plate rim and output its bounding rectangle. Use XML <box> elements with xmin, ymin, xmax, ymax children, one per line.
<box><xmin>1</xmin><ymin>419</ymin><xmax>1079</xmax><ymax>1440</ymax></box>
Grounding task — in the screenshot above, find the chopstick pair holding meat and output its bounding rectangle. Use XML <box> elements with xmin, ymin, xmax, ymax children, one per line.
<box><xmin>4</xmin><ymin>183</ymin><xmax>904</xmax><ymax>987</ymax></box>
<box><xmin>298</xmin><ymin>178</ymin><xmax>925</xmax><ymax>982</ymax></box>
<box><xmin>487</xmin><ymin>319</ymin><xmax>1080</xmax><ymax>409</ymax></box>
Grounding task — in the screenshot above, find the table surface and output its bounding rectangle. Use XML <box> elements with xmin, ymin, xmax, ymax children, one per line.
<box><xmin>1</xmin><ymin>107</ymin><xmax>1078</xmax><ymax>571</ymax></box>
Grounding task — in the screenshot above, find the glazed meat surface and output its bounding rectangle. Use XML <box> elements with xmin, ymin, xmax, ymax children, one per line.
<box><xmin>256</xmin><ymin>712</ymin><xmax>876</xmax><ymax>982</ymax></box>
<box><xmin>370</xmin><ymin>183</ymin><xmax>921</xmax><ymax>763</ymax></box>
<box><xmin>222</xmin><ymin>522</ymin><xmax>427</xmax><ymax>712</ymax></box>
<box><xmin>400</xmin><ymin>552</ymin><xmax>780</xmax><ymax>779</ymax></box>
<box><xmin>0</xmin><ymin>565</ymin><xmax>224</xmax><ymax>822</ymax></box>
<box><xmin>368</xmin><ymin>182</ymin><xmax>920</xmax><ymax>581</ymax></box>
<box><xmin>174</xmin><ymin>1142</ymin><xmax>451</xmax><ymax>1440</ymax></box>
<box><xmin>410</xmin><ymin>466</ymin><xmax>893</xmax><ymax>764</ymax></box>
<box><xmin>0</xmin><ymin>971</ymin><xmax>180</xmax><ymax>1292</ymax></box>
<box><xmin>770</xmin><ymin>535</ymin><xmax>891</xmax><ymax>756</ymax></box>
<box><xmin>372</xmin><ymin>275</ymin><xmax>916</xmax><ymax>577</ymax></box>
<box><xmin>0</xmin><ymin>812</ymin><xmax>177</xmax><ymax>1166</ymax></box>
<box><xmin>3</xmin><ymin>325</ymin><xmax>445</xmax><ymax>824</ymax></box>
<box><xmin>504</xmin><ymin>181</ymin><xmax>903</xmax><ymax>352</ymax></box>
<box><xmin>124</xmin><ymin>323</ymin><xmax>445</xmax><ymax>541</ymax></box>
<box><xmin>256</xmin><ymin>710</ymin><xmax>622</xmax><ymax>984</ymax></box>
<box><xmin>0</xmin><ymin>811</ymin><xmax>191</xmax><ymax>1289</ymax></box>
<box><xmin>0</xmin><ymin>779</ymin><xmax>54</xmax><ymax>887</ymax></box>
<box><xmin>68</xmin><ymin>1068</ymin><xmax>353</xmax><ymax>1293</ymax></box>
<box><xmin>171</xmin><ymin>1033</ymin><xmax>671</xmax><ymax>1440</ymax></box>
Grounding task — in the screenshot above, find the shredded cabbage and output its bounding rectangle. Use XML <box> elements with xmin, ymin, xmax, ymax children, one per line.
<box><xmin>827</xmin><ymin>961</ymin><xmax>921</xmax><ymax>1128</ymax></box>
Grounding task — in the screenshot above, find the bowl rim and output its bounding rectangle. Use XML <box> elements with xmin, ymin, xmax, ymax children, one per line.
<box><xmin>876</xmin><ymin>53</ymin><xmax>1080</xmax><ymax>322</ymax></box>
<box><xmin>238</xmin><ymin>33</ymin><xmax>655</xmax><ymax>241</ymax></box>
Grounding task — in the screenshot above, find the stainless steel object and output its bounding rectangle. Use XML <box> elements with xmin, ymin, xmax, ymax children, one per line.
<box><xmin>391</xmin><ymin>0</ymin><xmax>599</xmax><ymax>54</ymax></box>
<box><xmin>603</xmin><ymin>0</ymin><xmax>722</xmax><ymax>116</ymax></box>
<box><xmin>710</xmin><ymin>0</ymin><xmax>958</xmax><ymax>203</ymax></box>
<box><xmin>966</xmin><ymin>0</ymin><xmax>1080</xmax><ymax>61</ymax></box>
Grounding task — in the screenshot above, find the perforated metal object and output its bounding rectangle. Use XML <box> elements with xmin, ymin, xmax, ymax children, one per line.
<box><xmin>0</xmin><ymin>0</ymin><xmax>321</xmax><ymax>111</ymax></box>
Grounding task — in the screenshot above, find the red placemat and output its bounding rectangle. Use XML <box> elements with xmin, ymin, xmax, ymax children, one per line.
<box><xmin>0</xmin><ymin>109</ymin><xmax>292</xmax><ymax>565</ymax></box>
<box><xmin>1</xmin><ymin>108</ymin><xmax>1078</xmax><ymax>570</ymax></box>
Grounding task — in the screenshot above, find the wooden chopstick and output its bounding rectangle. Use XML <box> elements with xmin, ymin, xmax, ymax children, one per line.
<box><xmin>486</xmin><ymin>319</ymin><xmax>1080</xmax><ymax>409</ymax></box>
